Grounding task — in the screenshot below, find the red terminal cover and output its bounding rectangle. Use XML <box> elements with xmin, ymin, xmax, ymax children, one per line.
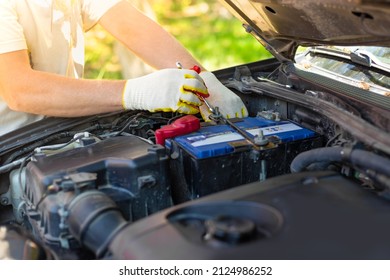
<box><xmin>155</xmin><ymin>115</ymin><xmax>200</xmax><ymax>146</ymax></box>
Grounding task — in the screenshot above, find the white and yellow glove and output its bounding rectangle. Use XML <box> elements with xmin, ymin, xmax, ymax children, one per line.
<box><xmin>122</xmin><ymin>68</ymin><xmax>209</xmax><ymax>114</ymax></box>
<box><xmin>199</xmin><ymin>71</ymin><xmax>248</xmax><ymax>121</ymax></box>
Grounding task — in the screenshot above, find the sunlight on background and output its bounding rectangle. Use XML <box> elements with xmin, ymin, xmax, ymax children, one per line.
<box><xmin>84</xmin><ymin>0</ymin><xmax>271</xmax><ymax>79</ymax></box>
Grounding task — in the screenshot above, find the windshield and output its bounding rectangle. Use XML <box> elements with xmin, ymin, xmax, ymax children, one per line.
<box><xmin>295</xmin><ymin>46</ymin><xmax>390</xmax><ymax>96</ymax></box>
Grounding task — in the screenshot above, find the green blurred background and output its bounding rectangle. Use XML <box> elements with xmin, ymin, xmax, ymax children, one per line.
<box><xmin>84</xmin><ymin>0</ymin><xmax>272</xmax><ymax>79</ymax></box>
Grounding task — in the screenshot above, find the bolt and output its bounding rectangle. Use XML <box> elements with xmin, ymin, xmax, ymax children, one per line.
<box><xmin>254</xmin><ymin>130</ymin><xmax>269</xmax><ymax>146</ymax></box>
<box><xmin>0</xmin><ymin>197</ymin><xmax>9</xmax><ymax>206</ymax></box>
<box><xmin>274</xmin><ymin>112</ymin><xmax>281</xmax><ymax>121</ymax></box>
<box><xmin>209</xmin><ymin>106</ymin><xmax>223</xmax><ymax>122</ymax></box>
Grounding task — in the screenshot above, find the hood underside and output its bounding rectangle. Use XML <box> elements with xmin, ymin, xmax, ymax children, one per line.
<box><xmin>219</xmin><ymin>0</ymin><xmax>390</xmax><ymax>60</ymax></box>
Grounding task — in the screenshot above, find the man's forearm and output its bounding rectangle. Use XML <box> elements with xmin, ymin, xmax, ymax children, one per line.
<box><xmin>1</xmin><ymin>65</ymin><xmax>125</xmax><ymax>117</ymax></box>
<box><xmin>0</xmin><ymin>49</ymin><xmax>208</xmax><ymax>119</ymax></box>
<box><xmin>16</xmin><ymin>71</ymin><xmax>125</xmax><ymax>117</ymax></box>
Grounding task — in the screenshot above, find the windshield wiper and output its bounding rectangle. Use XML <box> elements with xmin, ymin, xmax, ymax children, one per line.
<box><xmin>309</xmin><ymin>47</ymin><xmax>390</xmax><ymax>74</ymax></box>
<box><xmin>350</xmin><ymin>49</ymin><xmax>390</xmax><ymax>73</ymax></box>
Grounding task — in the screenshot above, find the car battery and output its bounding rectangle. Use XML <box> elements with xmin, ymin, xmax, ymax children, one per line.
<box><xmin>166</xmin><ymin>117</ymin><xmax>323</xmax><ymax>203</ymax></box>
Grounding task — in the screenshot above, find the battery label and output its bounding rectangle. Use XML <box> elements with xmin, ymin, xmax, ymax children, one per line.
<box><xmin>190</xmin><ymin>132</ymin><xmax>242</xmax><ymax>147</ymax></box>
<box><xmin>247</xmin><ymin>123</ymin><xmax>306</xmax><ymax>137</ymax></box>
<box><xmin>191</xmin><ymin>123</ymin><xmax>304</xmax><ymax>147</ymax></box>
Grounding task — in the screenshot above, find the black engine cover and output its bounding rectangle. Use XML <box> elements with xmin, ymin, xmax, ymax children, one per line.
<box><xmin>110</xmin><ymin>170</ymin><xmax>390</xmax><ymax>259</ymax></box>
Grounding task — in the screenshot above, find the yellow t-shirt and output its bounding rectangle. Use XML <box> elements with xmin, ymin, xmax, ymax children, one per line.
<box><xmin>0</xmin><ymin>0</ymin><xmax>121</xmax><ymax>136</ymax></box>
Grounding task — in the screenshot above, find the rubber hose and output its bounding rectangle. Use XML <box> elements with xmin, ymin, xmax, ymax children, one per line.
<box><xmin>291</xmin><ymin>147</ymin><xmax>390</xmax><ymax>176</ymax></box>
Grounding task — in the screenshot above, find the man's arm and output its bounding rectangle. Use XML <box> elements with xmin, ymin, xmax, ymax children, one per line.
<box><xmin>0</xmin><ymin>50</ymin><xmax>125</xmax><ymax>117</ymax></box>
<box><xmin>98</xmin><ymin>1</ymin><xmax>204</xmax><ymax>71</ymax></box>
<box><xmin>0</xmin><ymin>50</ymin><xmax>206</xmax><ymax>117</ymax></box>
<box><xmin>98</xmin><ymin>1</ymin><xmax>248</xmax><ymax>119</ymax></box>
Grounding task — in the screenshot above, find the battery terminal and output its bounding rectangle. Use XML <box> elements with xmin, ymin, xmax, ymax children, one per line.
<box><xmin>254</xmin><ymin>130</ymin><xmax>269</xmax><ymax>146</ymax></box>
<box><xmin>209</xmin><ymin>106</ymin><xmax>223</xmax><ymax>123</ymax></box>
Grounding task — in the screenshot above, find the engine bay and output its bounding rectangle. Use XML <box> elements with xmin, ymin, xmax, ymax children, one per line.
<box><xmin>1</xmin><ymin>60</ymin><xmax>389</xmax><ymax>259</ymax></box>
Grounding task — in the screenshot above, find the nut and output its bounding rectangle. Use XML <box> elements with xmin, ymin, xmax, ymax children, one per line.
<box><xmin>0</xmin><ymin>197</ymin><xmax>9</xmax><ymax>206</ymax></box>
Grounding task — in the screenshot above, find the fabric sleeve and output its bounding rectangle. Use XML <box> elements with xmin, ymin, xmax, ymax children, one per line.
<box><xmin>81</xmin><ymin>0</ymin><xmax>122</xmax><ymax>31</ymax></box>
<box><xmin>0</xmin><ymin>0</ymin><xmax>27</xmax><ymax>54</ymax></box>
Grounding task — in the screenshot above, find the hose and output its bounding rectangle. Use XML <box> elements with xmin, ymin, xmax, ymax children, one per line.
<box><xmin>67</xmin><ymin>191</ymin><xmax>127</xmax><ymax>258</ymax></box>
<box><xmin>290</xmin><ymin>147</ymin><xmax>390</xmax><ymax>176</ymax></box>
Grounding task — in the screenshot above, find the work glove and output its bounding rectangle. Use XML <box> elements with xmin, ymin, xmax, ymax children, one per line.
<box><xmin>122</xmin><ymin>69</ymin><xmax>209</xmax><ymax>114</ymax></box>
<box><xmin>199</xmin><ymin>71</ymin><xmax>248</xmax><ymax>121</ymax></box>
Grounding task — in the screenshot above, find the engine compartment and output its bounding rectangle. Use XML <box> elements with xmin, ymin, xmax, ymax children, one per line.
<box><xmin>0</xmin><ymin>60</ymin><xmax>389</xmax><ymax>259</ymax></box>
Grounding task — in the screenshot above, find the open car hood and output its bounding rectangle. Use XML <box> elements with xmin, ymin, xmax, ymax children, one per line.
<box><xmin>219</xmin><ymin>0</ymin><xmax>390</xmax><ymax>61</ymax></box>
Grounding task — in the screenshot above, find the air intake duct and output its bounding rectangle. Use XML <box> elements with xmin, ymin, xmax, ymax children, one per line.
<box><xmin>67</xmin><ymin>191</ymin><xmax>126</xmax><ymax>258</ymax></box>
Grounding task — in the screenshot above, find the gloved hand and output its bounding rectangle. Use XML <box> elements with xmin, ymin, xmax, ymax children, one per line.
<box><xmin>122</xmin><ymin>68</ymin><xmax>209</xmax><ymax>114</ymax></box>
<box><xmin>199</xmin><ymin>71</ymin><xmax>248</xmax><ymax>121</ymax></box>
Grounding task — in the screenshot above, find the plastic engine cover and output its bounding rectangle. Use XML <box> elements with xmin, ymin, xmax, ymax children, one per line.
<box><xmin>24</xmin><ymin>136</ymin><xmax>171</xmax><ymax>250</ymax></box>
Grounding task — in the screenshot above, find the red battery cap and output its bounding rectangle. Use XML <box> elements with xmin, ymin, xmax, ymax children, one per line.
<box><xmin>155</xmin><ymin>115</ymin><xmax>200</xmax><ymax>146</ymax></box>
<box><xmin>191</xmin><ymin>65</ymin><xmax>201</xmax><ymax>74</ymax></box>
